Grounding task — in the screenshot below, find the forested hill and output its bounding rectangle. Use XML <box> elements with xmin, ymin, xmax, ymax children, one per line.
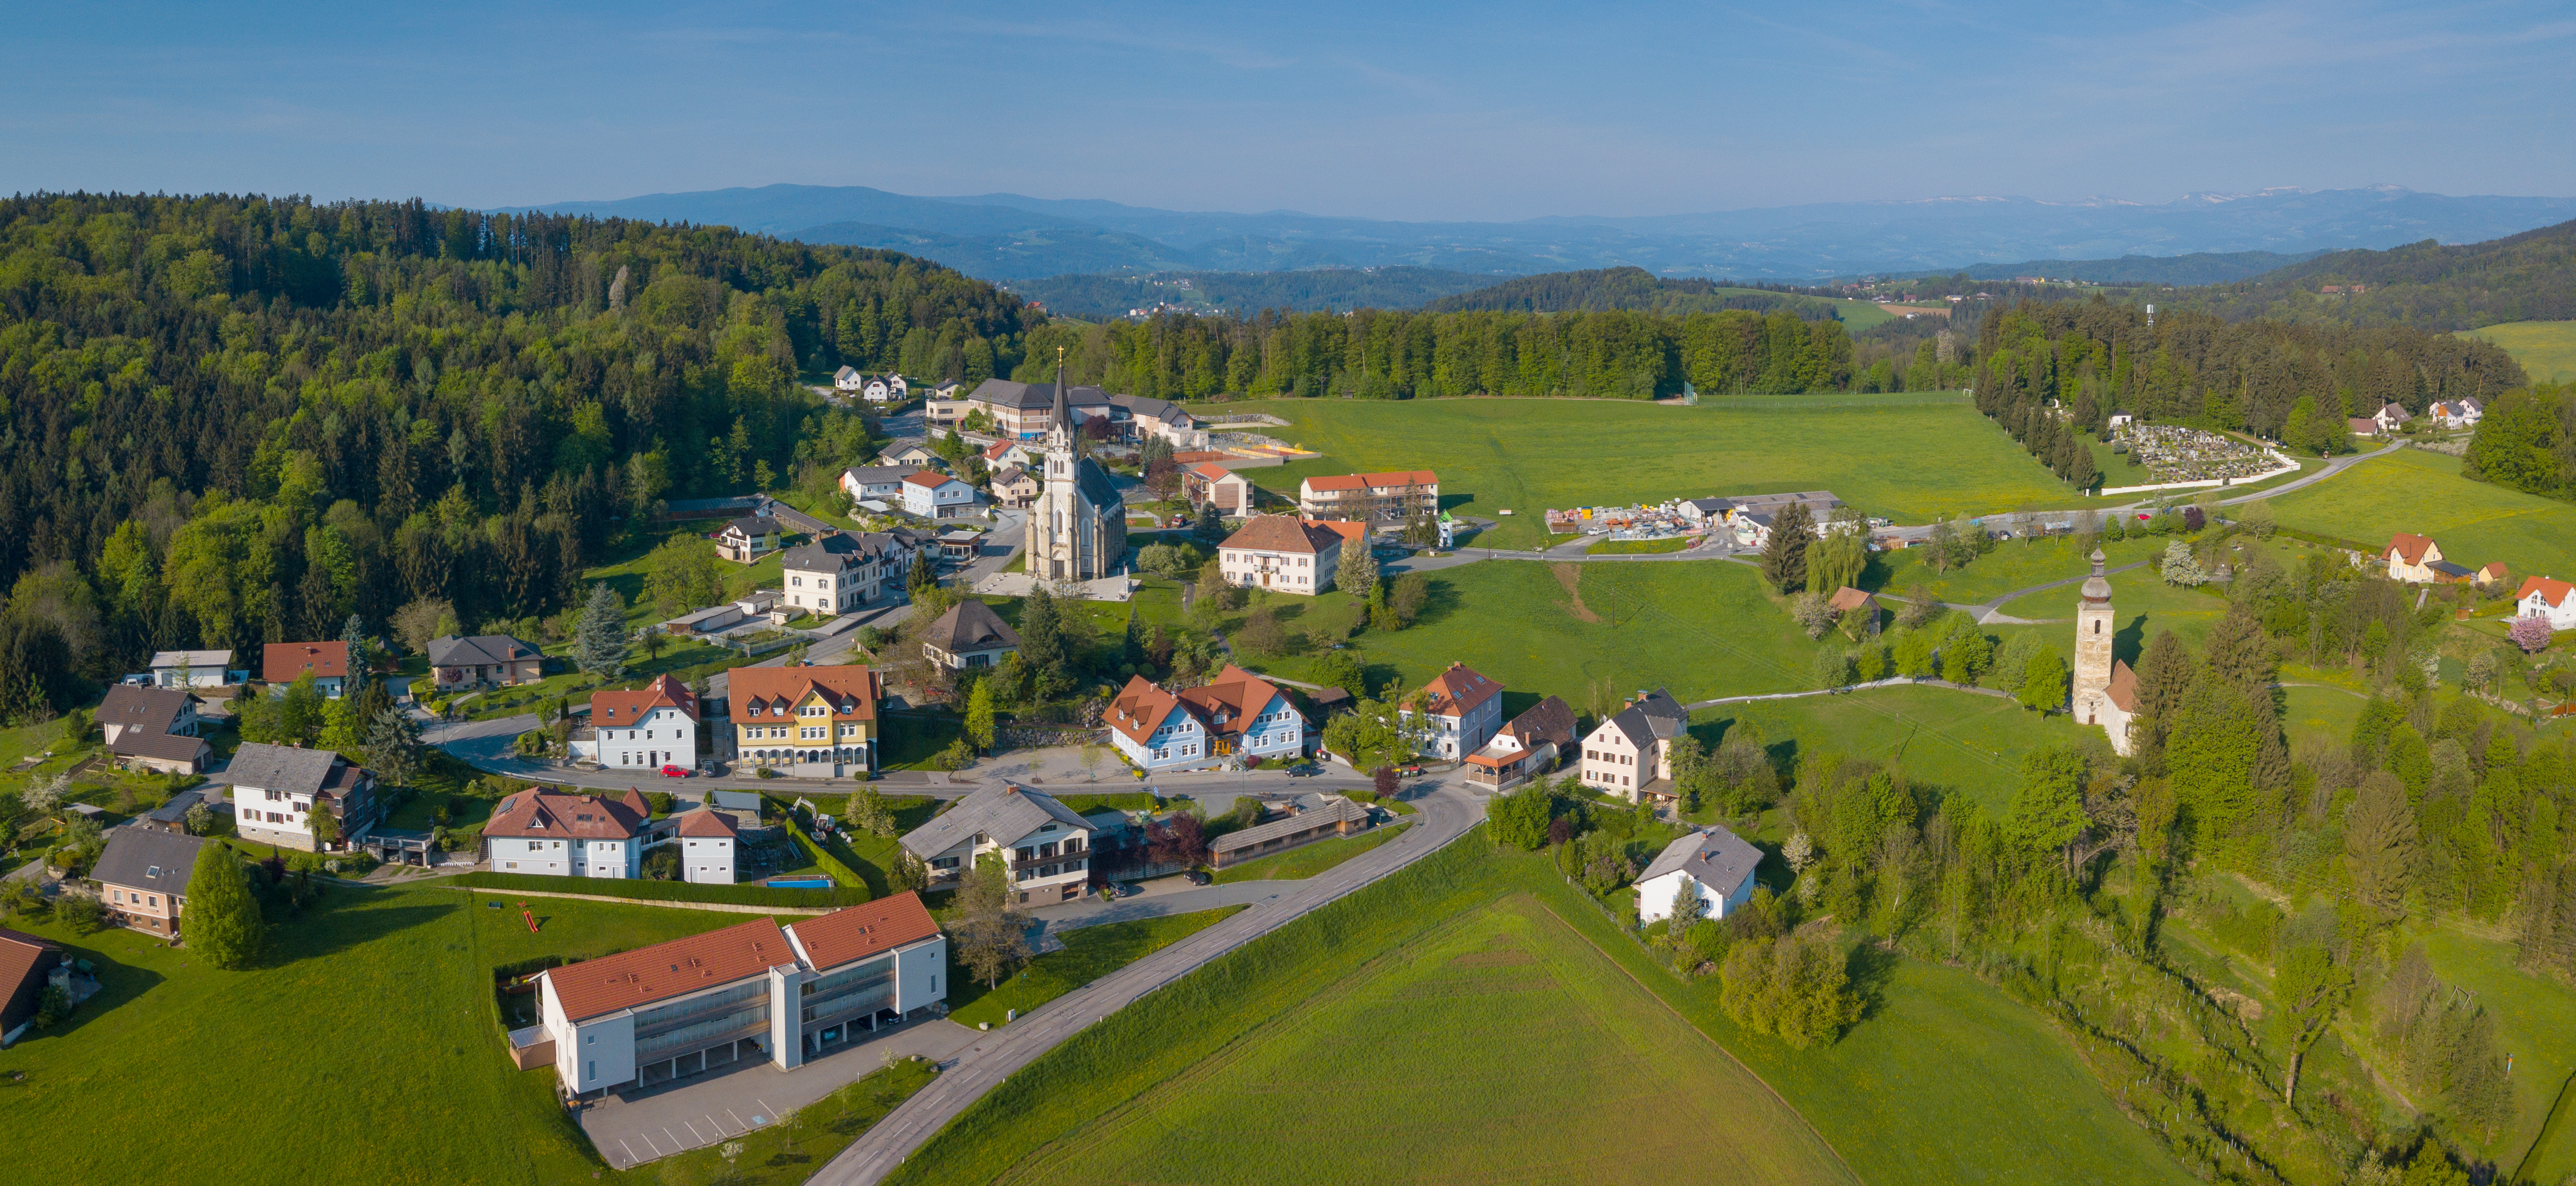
<box><xmin>2160</xmin><ymin>218</ymin><xmax>2576</xmax><ymax>330</ymax></box>
<box><xmin>1010</xmin><ymin>266</ymin><xmax>1501</xmax><ymax>320</ymax></box>
<box><xmin>0</xmin><ymin>192</ymin><xmax>1036</xmax><ymax>718</ymax></box>
<box><xmin>1420</xmin><ymin>266</ymin><xmax>1855</xmax><ymax>319</ymax></box>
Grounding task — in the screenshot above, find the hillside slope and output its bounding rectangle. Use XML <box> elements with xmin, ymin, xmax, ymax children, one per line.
<box><xmin>2164</xmin><ymin>217</ymin><xmax>2576</xmax><ymax>329</ymax></box>
<box><xmin>1423</xmin><ymin>266</ymin><xmax>1870</xmax><ymax>322</ymax></box>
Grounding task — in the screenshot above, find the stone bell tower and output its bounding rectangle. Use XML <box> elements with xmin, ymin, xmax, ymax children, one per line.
<box><xmin>2069</xmin><ymin>547</ymin><xmax>2134</xmax><ymax>753</ymax></box>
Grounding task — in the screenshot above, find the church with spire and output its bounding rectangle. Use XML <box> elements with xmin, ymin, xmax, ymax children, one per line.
<box><xmin>1027</xmin><ymin>359</ymin><xmax>1127</xmax><ymax>582</ymax></box>
<box><xmin>2070</xmin><ymin>548</ymin><xmax>2138</xmax><ymax>754</ymax></box>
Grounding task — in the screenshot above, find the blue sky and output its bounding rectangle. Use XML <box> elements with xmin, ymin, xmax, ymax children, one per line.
<box><xmin>4</xmin><ymin>1</ymin><xmax>2570</xmax><ymax>220</ymax></box>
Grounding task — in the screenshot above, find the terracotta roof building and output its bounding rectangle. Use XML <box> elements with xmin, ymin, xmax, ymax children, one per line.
<box><xmin>483</xmin><ymin>788</ymin><xmax>652</xmax><ymax>878</ymax></box>
<box><xmin>1403</xmin><ymin>663</ymin><xmax>1505</xmax><ymax>761</ymax></box>
<box><xmin>263</xmin><ymin>641</ymin><xmax>352</xmax><ymax>695</ymax></box>
<box><xmin>1107</xmin><ymin>665</ymin><xmax>1309</xmax><ymax>772</ymax></box>
<box><xmin>0</xmin><ymin>926</ymin><xmax>67</xmax><ymax>1041</ymax></box>
<box><xmin>582</xmin><ymin>674</ymin><xmax>701</xmax><ymax>773</ymax></box>
<box><xmin>1217</xmin><ymin>515</ymin><xmax>1348</xmax><ymax>596</ymax></box>
<box><xmin>1297</xmin><ymin>469</ymin><xmax>1439</xmax><ymax>526</ymax></box>
<box><xmin>728</xmin><ymin>663</ymin><xmax>880</xmax><ymax>776</ymax></box>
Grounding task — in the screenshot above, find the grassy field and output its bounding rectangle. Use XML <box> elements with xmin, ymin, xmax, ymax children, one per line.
<box><xmin>987</xmin><ymin>894</ymin><xmax>1860</xmax><ymax>1186</ymax></box>
<box><xmin>1212</xmin><ymin>394</ymin><xmax>2088</xmax><ymax>550</ymax></box>
<box><xmin>2420</xmin><ymin>931</ymin><xmax>2576</xmax><ymax>1176</ymax></box>
<box><xmin>1700</xmin><ymin>684</ymin><xmax>2098</xmax><ymax>815</ymax></box>
<box><xmin>1231</xmin><ymin>559</ymin><xmax>1827</xmax><ymax>706</ymax></box>
<box><xmin>895</xmin><ymin>839</ymin><xmax>2199</xmax><ymax>1186</ymax></box>
<box><xmin>1995</xmin><ymin>549</ymin><xmax>2235</xmax><ymax>652</ymax></box>
<box><xmin>1875</xmin><ymin>534</ymin><xmax>2166</xmax><ymax>605</ymax></box>
<box><xmin>2460</xmin><ymin>320</ymin><xmax>2576</xmax><ymax>384</ymax></box>
<box><xmin>2264</xmin><ymin>447</ymin><xmax>2576</xmax><ymax>580</ymax></box>
<box><xmin>0</xmin><ymin>880</ymin><xmax>774</xmax><ymax>1184</ymax></box>
<box><xmin>1211</xmin><ymin>823</ymin><xmax>1407</xmax><ymax>883</ymax></box>
<box><xmin>948</xmin><ymin>906</ymin><xmax>1244</xmax><ymax>1030</ymax></box>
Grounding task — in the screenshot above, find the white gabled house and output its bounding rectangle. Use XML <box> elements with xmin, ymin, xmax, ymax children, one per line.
<box><xmin>672</xmin><ymin>807</ymin><xmax>739</xmax><ymax>884</ymax></box>
<box><xmin>1401</xmin><ymin>662</ymin><xmax>1504</xmax><ymax>761</ymax></box>
<box><xmin>2519</xmin><ymin>575</ymin><xmax>2576</xmax><ymax>631</ymax></box>
<box><xmin>1578</xmin><ymin>687</ymin><xmax>1689</xmax><ymax>804</ymax></box>
<box><xmin>481</xmin><ymin>788</ymin><xmax>652</xmax><ymax>879</ymax></box>
<box><xmin>834</xmin><ymin>365</ymin><xmax>865</xmax><ymax>393</ymax></box>
<box><xmin>899</xmin><ymin>781</ymin><xmax>1096</xmax><ymax>906</ymax></box>
<box><xmin>1635</xmin><ymin>826</ymin><xmax>1765</xmax><ymax>924</ymax></box>
<box><xmin>578</xmin><ymin>674</ymin><xmax>699</xmax><ymax>772</ymax></box>
<box><xmin>900</xmin><ymin>471</ymin><xmax>977</xmax><ymax>518</ymax></box>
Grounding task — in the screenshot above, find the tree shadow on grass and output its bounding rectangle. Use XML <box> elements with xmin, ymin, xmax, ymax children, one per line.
<box><xmin>2</xmin><ymin>939</ymin><xmax>164</xmax><ymax>1044</ymax></box>
<box><xmin>255</xmin><ymin>898</ymin><xmax>458</xmax><ymax>970</ymax></box>
<box><xmin>1844</xmin><ymin>940</ymin><xmax>1902</xmax><ymax>1026</ymax></box>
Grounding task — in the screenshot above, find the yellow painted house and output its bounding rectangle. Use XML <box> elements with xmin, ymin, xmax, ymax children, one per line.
<box><xmin>728</xmin><ymin>663</ymin><xmax>880</xmax><ymax>777</ymax></box>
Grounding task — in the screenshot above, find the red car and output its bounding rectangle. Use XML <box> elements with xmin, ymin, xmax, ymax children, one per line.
<box><xmin>659</xmin><ymin>764</ymin><xmax>692</xmax><ymax>778</ymax></box>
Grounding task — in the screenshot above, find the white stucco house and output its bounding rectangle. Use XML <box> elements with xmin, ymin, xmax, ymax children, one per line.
<box><xmin>1634</xmin><ymin>826</ymin><xmax>1764</xmax><ymax>925</ymax></box>
<box><xmin>900</xmin><ymin>471</ymin><xmax>977</xmax><ymax>518</ymax></box>
<box><xmin>1401</xmin><ymin>662</ymin><xmax>1504</xmax><ymax>761</ymax></box>
<box><xmin>673</xmin><ymin>807</ymin><xmax>739</xmax><ymax>884</ymax></box>
<box><xmin>898</xmin><ymin>781</ymin><xmax>1096</xmax><ymax>906</ymax></box>
<box><xmin>481</xmin><ymin>788</ymin><xmax>651</xmax><ymax>879</ymax></box>
<box><xmin>1107</xmin><ymin>666</ymin><xmax>1306</xmax><ymax>773</ymax></box>
<box><xmin>2518</xmin><ymin>576</ymin><xmax>2576</xmax><ymax>631</ymax></box>
<box><xmin>579</xmin><ymin>674</ymin><xmax>700</xmax><ymax>772</ymax></box>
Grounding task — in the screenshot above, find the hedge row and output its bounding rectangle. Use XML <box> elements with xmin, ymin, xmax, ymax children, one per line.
<box><xmin>447</xmin><ymin>871</ymin><xmax>871</xmax><ymax>908</ymax></box>
<box><xmin>783</xmin><ymin>816</ymin><xmax>873</xmax><ymax>891</ymax></box>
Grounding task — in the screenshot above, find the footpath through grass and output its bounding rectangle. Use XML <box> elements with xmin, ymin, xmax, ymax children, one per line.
<box><xmin>947</xmin><ymin>906</ymin><xmax>1245</xmax><ymax>1030</ymax></box>
<box><xmin>1214</xmin><ymin>394</ymin><xmax>2084</xmax><ymax>550</ymax></box>
<box><xmin>889</xmin><ymin>838</ymin><xmax>2199</xmax><ymax>1186</ymax></box>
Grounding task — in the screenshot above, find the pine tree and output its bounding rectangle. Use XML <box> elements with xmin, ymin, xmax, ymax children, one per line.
<box><xmin>186</xmin><ymin>842</ymin><xmax>265</xmax><ymax>970</ymax></box>
<box><xmin>366</xmin><ymin>705</ymin><xmax>422</xmax><ymax>787</ymax></box>
<box><xmin>573</xmin><ymin>581</ymin><xmax>628</xmax><ymax>679</ymax></box>
<box><xmin>1759</xmin><ymin>502</ymin><xmax>1816</xmax><ymax>594</ymax></box>
<box><xmin>340</xmin><ymin>612</ymin><xmax>372</xmax><ymax>681</ymax></box>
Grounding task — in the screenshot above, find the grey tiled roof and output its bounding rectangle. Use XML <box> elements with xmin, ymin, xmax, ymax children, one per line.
<box><xmin>426</xmin><ymin>635</ymin><xmax>539</xmax><ymax>666</ymax></box>
<box><xmin>223</xmin><ymin>742</ymin><xmax>346</xmax><ymax>797</ymax></box>
<box><xmin>1637</xmin><ymin>825</ymin><xmax>1762</xmax><ymax>899</ymax></box>
<box><xmin>1211</xmin><ymin>795</ymin><xmax>1368</xmax><ymax>855</ymax></box>
<box><xmin>900</xmin><ymin>781</ymin><xmax>1091</xmax><ymax>858</ymax></box>
<box><xmin>91</xmin><ymin>828</ymin><xmax>209</xmax><ymax>895</ymax></box>
<box><xmin>1602</xmin><ymin>687</ymin><xmax>1686</xmax><ymax>750</ymax></box>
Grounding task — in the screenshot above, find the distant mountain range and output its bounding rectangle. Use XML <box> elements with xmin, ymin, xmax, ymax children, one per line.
<box><xmin>513</xmin><ymin>184</ymin><xmax>2576</xmax><ymax>283</ymax></box>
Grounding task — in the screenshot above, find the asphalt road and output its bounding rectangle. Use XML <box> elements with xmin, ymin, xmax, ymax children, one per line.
<box><xmin>805</xmin><ymin>776</ymin><xmax>1487</xmax><ymax>1186</ymax></box>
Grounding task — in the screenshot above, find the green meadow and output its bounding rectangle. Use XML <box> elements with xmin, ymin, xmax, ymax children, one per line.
<box><xmin>2264</xmin><ymin>447</ymin><xmax>2576</xmax><ymax>580</ymax></box>
<box><xmin>1211</xmin><ymin>394</ymin><xmax>2090</xmax><ymax>549</ymax></box>
<box><xmin>2459</xmin><ymin>320</ymin><xmax>2576</xmax><ymax>384</ymax></box>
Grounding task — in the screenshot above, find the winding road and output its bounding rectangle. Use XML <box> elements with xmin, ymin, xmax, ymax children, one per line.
<box><xmin>805</xmin><ymin>777</ymin><xmax>1487</xmax><ymax>1186</ymax></box>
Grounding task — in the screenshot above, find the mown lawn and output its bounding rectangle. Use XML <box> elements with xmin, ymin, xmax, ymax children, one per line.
<box><xmin>0</xmin><ymin>880</ymin><xmax>776</xmax><ymax>1185</ymax></box>
<box><xmin>1698</xmin><ymin>683</ymin><xmax>2096</xmax><ymax>815</ymax></box>
<box><xmin>979</xmin><ymin>894</ymin><xmax>1860</xmax><ymax>1186</ymax></box>
<box><xmin>1212</xmin><ymin>394</ymin><xmax>2090</xmax><ymax>549</ymax></box>
<box><xmin>1232</xmin><ymin>558</ymin><xmax>1827</xmax><ymax>706</ymax></box>
<box><xmin>1210</xmin><ymin>823</ymin><xmax>1407</xmax><ymax>884</ymax></box>
<box><xmin>947</xmin><ymin>906</ymin><xmax>1244</xmax><ymax>1030</ymax></box>
<box><xmin>2265</xmin><ymin>447</ymin><xmax>2576</xmax><ymax>579</ymax></box>
<box><xmin>891</xmin><ymin>841</ymin><xmax>2200</xmax><ymax>1186</ymax></box>
<box><xmin>1874</xmin><ymin>533</ymin><xmax>2166</xmax><ymax>605</ymax></box>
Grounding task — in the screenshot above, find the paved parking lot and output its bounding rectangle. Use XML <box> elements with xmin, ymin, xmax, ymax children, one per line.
<box><xmin>580</xmin><ymin>1018</ymin><xmax>980</xmax><ymax>1169</ymax></box>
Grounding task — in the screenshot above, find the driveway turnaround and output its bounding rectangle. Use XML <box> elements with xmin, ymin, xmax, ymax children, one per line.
<box><xmin>806</xmin><ymin>778</ymin><xmax>1487</xmax><ymax>1186</ymax></box>
<box><xmin>582</xmin><ymin>1018</ymin><xmax>981</xmax><ymax>1170</ymax></box>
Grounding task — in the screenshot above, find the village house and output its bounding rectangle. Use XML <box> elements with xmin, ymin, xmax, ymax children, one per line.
<box><xmin>1463</xmin><ymin>695</ymin><xmax>1577</xmax><ymax>792</ymax></box>
<box><xmin>833</xmin><ymin>365</ymin><xmax>865</xmax><ymax>393</ymax></box>
<box><xmin>580</xmin><ymin>674</ymin><xmax>700</xmax><ymax>772</ymax></box>
<box><xmin>980</xmin><ymin>440</ymin><xmax>1040</xmax><ymax>470</ymax></box>
<box><xmin>878</xmin><ymin>438</ymin><xmax>941</xmax><ymax>468</ymax></box>
<box><xmin>2428</xmin><ymin>399</ymin><xmax>2485</xmax><ymax>430</ymax></box>
<box><xmin>263</xmin><ymin>641</ymin><xmax>353</xmax><ymax>697</ymax></box>
<box><xmin>1184</xmin><ymin>462</ymin><xmax>1254</xmax><ymax>516</ymax></box>
<box><xmin>989</xmin><ymin>465</ymin><xmax>1039</xmax><ymax>508</ymax></box>
<box><xmin>2348</xmin><ymin>416</ymin><xmax>2384</xmax><ymax>438</ymax></box>
<box><xmin>1107</xmin><ymin>665</ymin><xmax>1307</xmax><ymax>772</ymax></box>
<box><xmin>227</xmin><ymin>742</ymin><xmax>380</xmax><ymax>852</ymax></box>
<box><xmin>1402</xmin><ymin>662</ymin><xmax>1504</xmax><ymax>762</ymax></box>
<box><xmin>148</xmin><ymin>649</ymin><xmax>236</xmax><ymax>689</ymax></box>
<box><xmin>839</xmin><ymin>465</ymin><xmax>920</xmax><ymax>505</ymax></box>
<box><xmin>714</xmin><ymin>515</ymin><xmax>782</xmax><ymax>563</ymax></box>
<box><xmin>672</xmin><ymin>807</ymin><xmax>740</xmax><ymax>884</ymax></box>
<box><xmin>730</xmin><ymin>663</ymin><xmax>879</xmax><ymax>776</ymax></box>
<box><xmin>2475</xmin><ymin>562</ymin><xmax>2511</xmax><ymax>592</ymax></box>
<box><xmin>0</xmin><ymin>926</ymin><xmax>66</xmax><ymax>1045</ymax></box>
<box><xmin>1579</xmin><ymin>687</ymin><xmax>1688</xmax><ymax>803</ymax></box>
<box><xmin>959</xmin><ymin>377</ymin><xmax>1114</xmax><ymax>439</ymax></box>
<box><xmin>900</xmin><ymin>470</ymin><xmax>977</xmax><ymax>519</ymax></box>
<box><xmin>859</xmin><ymin>373</ymin><xmax>909</xmax><ymax>403</ymax></box>
<box><xmin>779</xmin><ymin>530</ymin><xmax>911</xmax><ymax>616</ymax></box>
<box><xmin>91</xmin><ymin>827</ymin><xmax>207</xmax><ymax>939</ymax></box>
<box><xmin>1107</xmin><ymin>393</ymin><xmax>1208</xmax><ymax>448</ymax></box>
<box><xmin>2518</xmin><ymin>575</ymin><xmax>2576</xmax><ymax>632</ymax></box>
<box><xmin>2373</xmin><ymin>401</ymin><xmax>2412</xmax><ymax>433</ymax></box>
<box><xmin>1297</xmin><ymin>470</ymin><xmax>1439</xmax><ymax>526</ymax></box>
<box><xmin>1217</xmin><ymin>515</ymin><xmax>1345</xmax><ymax>595</ymax></box>
<box><xmin>98</xmin><ymin>684</ymin><xmax>208</xmax><ymax>765</ymax></box>
<box><xmin>483</xmin><ymin>787</ymin><xmax>651</xmax><ymax>878</ymax></box>
<box><xmin>526</xmin><ymin>894</ymin><xmax>945</xmax><ymax>1098</ymax></box>
<box><xmin>900</xmin><ymin>781</ymin><xmax>1095</xmax><ymax>904</ymax></box>
<box><xmin>1828</xmin><ymin>586</ymin><xmax>1882</xmax><ymax>635</ymax></box>
<box><xmin>1634</xmin><ymin>826</ymin><xmax>1764</xmax><ymax>924</ymax></box>
<box><xmin>920</xmin><ymin>599</ymin><xmax>1021</xmax><ymax>670</ymax></box>
<box><xmin>2384</xmin><ymin>533</ymin><xmax>2472</xmax><ymax>584</ymax></box>
<box><xmin>660</xmin><ymin>590</ymin><xmax>786</xmax><ymax>638</ymax></box>
<box><xmin>427</xmin><ymin>634</ymin><xmax>545</xmax><ymax>691</ymax></box>
<box><xmin>1209</xmin><ymin>794</ymin><xmax>1372</xmax><ymax>870</ymax></box>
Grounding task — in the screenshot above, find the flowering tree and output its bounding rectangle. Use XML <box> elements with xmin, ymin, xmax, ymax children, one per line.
<box><xmin>2510</xmin><ymin>614</ymin><xmax>2554</xmax><ymax>655</ymax></box>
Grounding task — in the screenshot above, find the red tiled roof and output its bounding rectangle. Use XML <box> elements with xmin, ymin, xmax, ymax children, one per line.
<box><xmin>676</xmin><ymin>808</ymin><xmax>739</xmax><ymax>839</ymax></box>
<box><xmin>542</xmin><ymin>917</ymin><xmax>792</xmax><ymax>1022</ymax></box>
<box><xmin>2385</xmin><ymin>533</ymin><xmax>2436</xmax><ymax>565</ymax></box>
<box><xmin>2480</xmin><ymin>562</ymin><xmax>2509</xmax><ymax>578</ymax></box>
<box><xmin>2520</xmin><ymin>575</ymin><xmax>2576</xmax><ymax>607</ymax></box>
<box><xmin>786</xmin><ymin>892</ymin><xmax>940</xmax><ymax>971</ymax></box>
<box><xmin>1409</xmin><ymin>662</ymin><xmax>1501</xmax><ymax>718</ymax></box>
<box><xmin>1219</xmin><ymin>515</ymin><xmax>1341</xmax><ymax>555</ymax></box>
<box><xmin>729</xmin><ymin>665</ymin><xmax>878</xmax><ymax>723</ymax></box>
<box><xmin>1827</xmin><ymin>586</ymin><xmax>1876</xmax><ymax>612</ymax></box>
<box><xmin>484</xmin><ymin>788</ymin><xmax>649</xmax><ymax>840</ymax></box>
<box><xmin>2106</xmin><ymin>660</ymin><xmax>2139</xmax><ymax>713</ymax></box>
<box><xmin>1303</xmin><ymin>470</ymin><xmax>1437</xmax><ymax>493</ymax></box>
<box><xmin>1185</xmin><ymin>462</ymin><xmax>1237</xmax><ymax>480</ymax></box>
<box><xmin>1178</xmin><ymin>665</ymin><xmax>1289</xmax><ymax>742</ymax></box>
<box><xmin>1107</xmin><ymin>675</ymin><xmax>1186</xmax><ymax>746</ymax></box>
<box><xmin>592</xmin><ymin>674</ymin><xmax>698</xmax><ymax>728</ymax></box>
<box><xmin>903</xmin><ymin>471</ymin><xmax>955</xmax><ymax>489</ymax></box>
<box><xmin>1302</xmin><ymin>518</ymin><xmax>1367</xmax><ymax>545</ymax></box>
<box><xmin>264</xmin><ymin>641</ymin><xmax>350</xmax><ymax>682</ymax></box>
<box><xmin>0</xmin><ymin>926</ymin><xmax>61</xmax><ymax>1005</ymax></box>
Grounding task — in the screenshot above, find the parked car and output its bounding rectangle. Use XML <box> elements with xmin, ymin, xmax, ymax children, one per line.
<box><xmin>660</xmin><ymin>764</ymin><xmax>692</xmax><ymax>778</ymax></box>
<box><xmin>1183</xmin><ymin>869</ymin><xmax>1211</xmax><ymax>887</ymax></box>
<box><xmin>1398</xmin><ymin>763</ymin><xmax>1425</xmax><ymax>777</ymax></box>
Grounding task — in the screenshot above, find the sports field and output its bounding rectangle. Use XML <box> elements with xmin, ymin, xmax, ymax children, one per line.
<box><xmin>1216</xmin><ymin>394</ymin><xmax>2086</xmax><ymax>549</ymax></box>
<box><xmin>1231</xmin><ymin>558</ymin><xmax>1827</xmax><ymax>705</ymax></box>
<box><xmin>991</xmin><ymin>895</ymin><xmax>1859</xmax><ymax>1186</ymax></box>
<box><xmin>2263</xmin><ymin>447</ymin><xmax>2576</xmax><ymax>580</ymax></box>
<box><xmin>2460</xmin><ymin>320</ymin><xmax>2576</xmax><ymax>384</ymax></box>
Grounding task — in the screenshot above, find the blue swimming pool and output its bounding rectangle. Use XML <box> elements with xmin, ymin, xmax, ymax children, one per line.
<box><xmin>765</xmin><ymin>877</ymin><xmax>833</xmax><ymax>888</ymax></box>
